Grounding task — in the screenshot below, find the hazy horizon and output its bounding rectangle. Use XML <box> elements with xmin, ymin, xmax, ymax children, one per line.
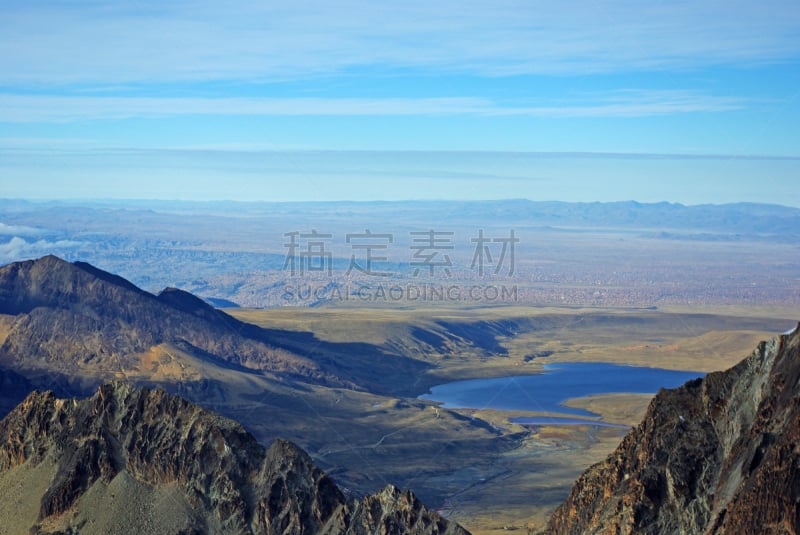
<box><xmin>2</xmin><ymin>195</ymin><xmax>800</xmax><ymax>210</ymax></box>
<box><xmin>3</xmin><ymin>150</ymin><xmax>799</xmax><ymax>207</ymax></box>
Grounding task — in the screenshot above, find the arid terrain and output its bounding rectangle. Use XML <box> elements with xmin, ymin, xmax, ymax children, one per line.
<box><xmin>228</xmin><ymin>305</ymin><xmax>794</xmax><ymax>532</ymax></box>
<box><xmin>0</xmin><ymin>256</ymin><xmax>794</xmax><ymax>533</ymax></box>
<box><xmin>2</xmin><ymin>199</ymin><xmax>799</xmax><ymax>309</ymax></box>
<box><xmin>1</xmin><ymin>199</ymin><xmax>798</xmax><ymax>532</ymax></box>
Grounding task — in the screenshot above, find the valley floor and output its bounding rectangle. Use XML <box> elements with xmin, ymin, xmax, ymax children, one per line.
<box><xmin>227</xmin><ymin>305</ymin><xmax>795</xmax><ymax>533</ymax></box>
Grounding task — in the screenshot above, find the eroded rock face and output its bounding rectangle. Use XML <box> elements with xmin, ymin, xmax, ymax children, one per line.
<box><xmin>0</xmin><ymin>382</ymin><xmax>468</xmax><ymax>535</ymax></box>
<box><xmin>546</xmin><ymin>324</ymin><xmax>800</xmax><ymax>535</ymax></box>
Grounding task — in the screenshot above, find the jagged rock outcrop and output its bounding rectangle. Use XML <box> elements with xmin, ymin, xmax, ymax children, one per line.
<box><xmin>0</xmin><ymin>382</ymin><xmax>468</xmax><ymax>535</ymax></box>
<box><xmin>546</xmin><ymin>324</ymin><xmax>800</xmax><ymax>534</ymax></box>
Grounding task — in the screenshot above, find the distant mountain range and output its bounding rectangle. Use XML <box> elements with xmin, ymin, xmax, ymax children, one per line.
<box><xmin>498</xmin><ymin>200</ymin><xmax>800</xmax><ymax>234</ymax></box>
<box><xmin>2</xmin><ymin>198</ymin><xmax>799</xmax><ymax>236</ymax></box>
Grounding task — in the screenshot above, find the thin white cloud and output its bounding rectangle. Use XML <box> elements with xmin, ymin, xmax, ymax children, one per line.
<box><xmin>0</xmin><ymin>91</ymin><xmax>743</xmax><ymax>122</ymax></box>
<box><xmin>0</xmin><ymin>223</ymin><xmax>48</xmax><ymax>237</ymax></box>
<box><xmin>0</xmin><ymin>1</ymin><xmax>798</xmax><ymax>84</ymax></box>
<box><xmin>0</xmin><ymin>96</ymin><xmax>489</xmax><ymax>121</ymax></box>
<box><xmin>0</xmin><ymin>236</ymin><xmax>83</xmax><ymax>263</ymax></box>
<box><xmin>0</xmin><ymin>137</ymin><xmax>96</xmax><ymax>148</ymax></box>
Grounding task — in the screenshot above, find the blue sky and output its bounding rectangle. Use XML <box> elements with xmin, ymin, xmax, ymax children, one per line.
<box><xmin>1</xmin><ymin>0</ymin><xmax>799</xmax><ymax>204</ymax></box>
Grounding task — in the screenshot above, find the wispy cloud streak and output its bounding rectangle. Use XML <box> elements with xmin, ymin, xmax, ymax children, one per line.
<box><xmin>1</xmin><ymin>0</ymin><xmax>798</xmax><ymax>84</ymax></box>
<box><xmin>0</xmin><ymin>91</ymin><xmax>743</xmax><ymax>122</ymax></box>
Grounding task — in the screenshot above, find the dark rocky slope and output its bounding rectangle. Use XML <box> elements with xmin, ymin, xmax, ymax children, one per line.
<box><xmin>546</xmin><ymin>324</ymin><xmax>800</xmax><ymax>534</ymax></box>
<box><xmin>0</xmin><ymin>256</ymin><xmax>429</xmax><ymax>397</ymax></box>
<box><xmin>0</xmin><ymin>382</ymin><xmax>467</xmax><ymax>535</ymax></box>
<box><xmin>0</xmin><ymin>366</ymin><xmax>32</xmax><ymax>417</ymax></box>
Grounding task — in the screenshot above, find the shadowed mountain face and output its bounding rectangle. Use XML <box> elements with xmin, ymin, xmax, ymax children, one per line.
<box><xmin>0</xmin><ymin>255</ymin><xmax>430</xmax><ymax>397</ymax></box>
<box><xmin>0</xmin><ymin>367</ymin><xmax>32</xmax><ymax>417</ymax></box>
<box><xmin>546</xmin><ymin>325</ymin><xmax>800</xmax><ymax>534</ymax></box>
<box><xmin>0</xmin><ymin>382</ymin><xmax>468</xmax><ymax>535</ymax></box>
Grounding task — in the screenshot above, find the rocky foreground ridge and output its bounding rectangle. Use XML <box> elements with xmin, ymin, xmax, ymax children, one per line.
<box><xmin>0</xmin><ymin>382</ymin><xmax>467</xmax><ymax>535</ymax></box>
<box><xmin>546</xmin><ymin>324</ymin><xmax>800</xmax><ymax>534</ymax></box>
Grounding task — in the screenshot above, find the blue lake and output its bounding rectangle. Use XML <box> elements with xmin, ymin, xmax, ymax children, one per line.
<box><xmin>420</xmin><ymin>362</ymin><xmax>704</xmax><ymax>417</ymax></box>
<box><xmin>511</xmin><ymin>416</ymin><xmax>629</xmax><ymax>428</ymax></box>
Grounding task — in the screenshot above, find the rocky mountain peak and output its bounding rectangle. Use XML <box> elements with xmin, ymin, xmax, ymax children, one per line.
<box><xmin>0</xmin><ymin>256</ymin><xmax>429</xmax><ymax>396</ymax></box>
<box><xmin>0</xmin><ymin>382</ymin><xmax>468</xmax><ymax>534</ymax></box>
<box><xmin>0</xmin><ymin>256</ymin><xmax>344</xmax><ymax>389</ymax></box>
<box><xmin>0</xmin><ymin>255</ymin><xmax>146</xmax><ymax>315</ymax></box>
